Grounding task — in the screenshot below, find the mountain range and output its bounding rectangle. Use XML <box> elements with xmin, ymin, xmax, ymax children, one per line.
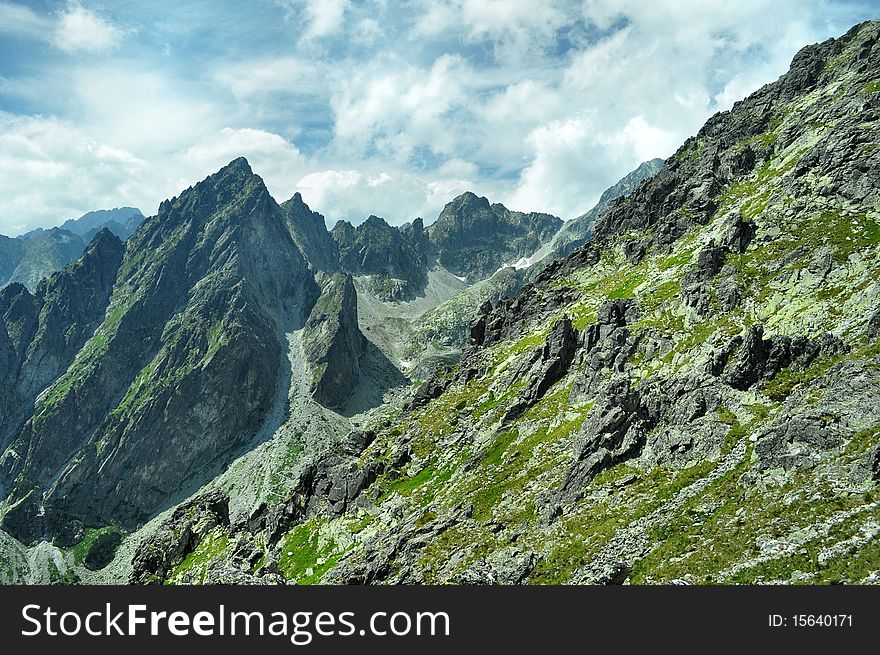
<box><xmin>0</xmin><ymin>208</ymin><xmax>144</xmax><ymax>292</ymax></box>
<box><xmin>0</xmin><ymin>20</ymin><xmax>878</xmax><ymax>585</ymax></box>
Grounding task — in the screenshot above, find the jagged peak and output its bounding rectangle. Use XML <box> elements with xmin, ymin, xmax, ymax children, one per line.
<box><xmin>156</xmin><ymin>157</ymin><xmax>267</xmax><ymax>222</ymax></box>
<box><xmin>362</xmin><ymin>214</ymin><xmax>393</xmax><ymax>229</ymax></box>
<box><xmin>284</xmin><ymin>191</ymin><xmax>309</xmax><ymax>210</ymax></box>
<box><xmin>220</xmin><ymin>156</ymin><xmax>253</xmax><ymax>175</ymax></box>
<box><xmin>86</xmin><ymin>226</ymin><xmax>122</xmax><ymax>250</ymax></box>
<box><xmin>0</xmin><ymin>281</ymin><xmax>31</xmax><ymax>305</ymax></box>
<box><xmin>332</xmin><ymin>219</ymin><xmax>355</xmax><ymax>233</ymax></box>
<box><xmin>445</xmin><ymin>191</ymin><xmax>491</xmax><ymax>214</ymax></box>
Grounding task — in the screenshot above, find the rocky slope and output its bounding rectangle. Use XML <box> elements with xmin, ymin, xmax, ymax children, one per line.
<box><xmin>0</xmin><ymin>229</ymin><xmax>124</xmax><ymax>447</ymax></box>
<box><xmin>545</xmin><ymin>158</ymin><xmax>665</xmax><ymax>263</ymax></box>
<box><xmin>125</xmin><ymin>20</ymin><xmax>880</xmax><ymax>586</ymax></box>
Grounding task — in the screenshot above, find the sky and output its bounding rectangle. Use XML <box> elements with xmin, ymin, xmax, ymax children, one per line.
<box><xmin>0</xmin><ymin>1</ymin><xmax>876</xmax><ymax>235</ymax></box>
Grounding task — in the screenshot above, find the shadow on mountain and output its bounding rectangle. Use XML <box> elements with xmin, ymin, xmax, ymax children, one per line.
<box><xmin>337</xmin><ymin>339</ymin><xmax>409</xmax><ymax>418</ymax></box>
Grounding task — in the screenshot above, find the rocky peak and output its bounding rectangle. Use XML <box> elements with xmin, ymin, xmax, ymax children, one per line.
<box><xmin>427</xmin><ymin>194</ymin><xmax>563</xmax><ymax>282</ymax></box>
<box><xmin>331</xmin><ymin>215</ymin><xmax>427</xmax><ymax>300</ymax></box>
<box><xmin>446</xmin><ymin>191</ymin><xmax>492</xmax><ymax>215</ymax></box>
<box><xmin>280</xmin><ymin>192</ymin><xmax>337</xmax><ymax>272</ymax></box>
<box><xmin>302</xmin><ymin>272</ymin><xmax>368</xmax><ymax>408</ymax></box>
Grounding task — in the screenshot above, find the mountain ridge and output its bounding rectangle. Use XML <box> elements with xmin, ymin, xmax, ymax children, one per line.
<box><xmin>118</xmin><ymin>19</ymin><xmax>880</xmax><ymax>586</ymax></box>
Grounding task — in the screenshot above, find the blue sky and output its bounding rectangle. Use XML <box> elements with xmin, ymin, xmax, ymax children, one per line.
<box><xmin>0</xmin><ymin>0</ymin><xmax>876</xmax><ymax>234</ymax></box>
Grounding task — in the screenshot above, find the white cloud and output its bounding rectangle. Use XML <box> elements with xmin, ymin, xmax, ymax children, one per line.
<box><xmin>0</xmin><ymin>113</ymin><xmax>148</xmax><ymax>233</ymax></box>
<box><xmin>178</xmin><ymin>127</ymin><xmax>307</xmax><ymax>202</ymax></box>
<box><xmin>213</xmin><ymin>56</ymin><xmax>328</xmax><ymax>110</ymax></box>
<box><xmin>53</xmin><ymin>2</ymin><xmax>125</xmax><ymax>54</ymax></box>
<box><xmin>277</xmin><ymin>0</ymin><xmax>350</xmax><ymax>41</ymax></box>
<box><xmin>303</xmin><ymin>0</ymin><xmax>350</xmax><ymax>39</ymax></box>
<box><xmin>331</xmin><ymin>53</ymin><xmax>473</xmax><ymax>161</ymax></box>
<box><xmin>0</xmin><ymin>1</ymin><xmax>49</xmax><ymax>39</ymax></box>
<box><xmin>0</xmin><ymin>0</ymin><xmax>871</xmax><ymax>235</ymax></box>
<box><xmin>68</xmin><ymin>65</ymin><xmax>219</xmax><ymax>154</ymax></box>
<box><xmin>296</xmin><ymin>165</ymin><xmax>478</xmax><ymax>225</ymax></box>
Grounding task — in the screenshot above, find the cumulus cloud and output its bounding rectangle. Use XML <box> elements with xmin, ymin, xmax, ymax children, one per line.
<box><xmin>296</xmin><ymin>166</ymin><xmax>477</xmax><ymax>226</ymax></box>
<box><xmin>178</xmin><ymin>127</ymin><xmax>307</xmax><ymax>201</ymax></box>
<box><xmin>331</xmin><ymin>53</ymin><xmax>473</xmax><ymax>162</ymax></box>
<box><xmin>53</xmin><ymin>1</ymin><xmax>125</xmax><ymax>54</ymax></box>
<box><xmin>0</xmin><ymin>0</ymin><xmax>873</xmax><ymax>234</ymax></box>
<box><xmin>0</xmin><ymin>113</ymin><xmax>148</xmax><ymax>233</ymax></box>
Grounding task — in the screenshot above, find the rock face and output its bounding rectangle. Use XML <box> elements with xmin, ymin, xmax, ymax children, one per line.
<box><xmin>124</xmin><ymin>21</ymin><xmax>880</xmax><ymax>588</ymax></box>
<box><xmin>332</xmin><ymin>215</ymin><xmax>428</xmax><ymax>300</ymax></box>
<box><xmin>280</xmin><ymin>193</ymin><xmax>338</xmax><ymax>272</ymax></box>
<box><xmin>0</xmin><ymin>229</ymin><xmax>124</xmax><ymax>444</ymax></box>
<box><xmin>426</xmin><ymin>192</ymin><xmax>562</xmax><ymax>281</ymax></box>
<box><xmin>0</xmin><ymin>158</ymin><xmax>319</xmax><ymax>543</ymax></box>
<box><xmin>303</xmin><ymin>273</ymin><xmax>368</xmax><ymax>408</ymax></box>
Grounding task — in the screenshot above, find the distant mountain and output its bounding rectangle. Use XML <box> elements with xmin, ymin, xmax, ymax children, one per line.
<box><xmin>20</xmin><ymin>207</ymin><xmax>144</xmax><ymax>241</ymax></box>
<box><xmin>0</xmin><ymin>228</ymin><xmax>92</xmax><ymax>291</ymax></box>
<box><xmin>426</xmin><ymin>192</ymin><xmax>563</xmax><ymax>281</ymax></box>
<box><xmin>331</xmin><ymin>215</ymin><xmax>428</xmax><ymax>301</ymax></box>
<box><xmin>60</xmin><ymin>207</ymin><xmax>144</xmax><ymax>240</ymax></box>
<box><xmin>1</xmin><ymin>208</ymin><xmax>144</xmax><ymax>292</ymax></box>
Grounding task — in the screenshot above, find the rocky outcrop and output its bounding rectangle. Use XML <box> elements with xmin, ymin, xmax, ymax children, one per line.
<box><xmin>754</xmin><ymin>361</ymin><xmax>880</xmax><ymax>472</ymax></box>
<box><xmin>130</xmin><ymin>490</ymin><xmax>230</xmax><ymax>584</ymax></box>
<box><xmin>303</xmin><ymin>273</ymin><xmax>368</xmax><ymax>408</ymax></box>
<box><xmin>711</xmin><ymin>325</ymin><xmax>847</xmax><ymax>391</ymax></box>
<box><xmin>503</xmin><ymin>317</ymin><xmax>579</xmax><ymax>423</ymax></box>
<box><xmin>465</xmin><ymin>283</ymin><xmax>577</xmax><ymax>352</ymax></box>
<box><xmin>868</xmin><ymin>307</ymin><xmax>880</xmax><ymax>340</ymax></box>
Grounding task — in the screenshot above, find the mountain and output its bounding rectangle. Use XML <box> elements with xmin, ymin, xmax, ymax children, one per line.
<box><xmin>0</xmin><ymin>229</ymin><xmax>124</xmax><ymax>449</ymax></box>
<box><xmin>1</xmin><ymin>208</ymin><xmax>145</xmax><ymax>292</ymax></box>
<box><xmin>0</xmin><ymin>229</ymin><xmax>92</xmax><ymax>292</ymax></box>
<box><xmin>331</xmin><ymin>215</ymin><xmax>428</xmax><ymax>301</ymax></box>
<box><xmin>0</xmin><ymin>158</ymin><xmax>318</xmax><ymax>544</ymax></box>
<box><xmin>58</xmin><ymin>207</ymin><xmax>144</xmax><ymax>240</ymax></box>
<box><xmin>122</xmin><ymin>20</ymin><xmax>880</xmax><ymax>586</ymax></box>
<box><xmin>303</xmin><ymin>272</ymin><xmax>368</xmax><ymax>408</ymax></box>
<box><xmin>426</xmin><ymin>192</ymin><xmax>562</xmax><ymax>281</ymax></box>
<box><xmin>280</xmin><ymin>193</ymin><xmax>338</xmax><ymax>272</ymax></box>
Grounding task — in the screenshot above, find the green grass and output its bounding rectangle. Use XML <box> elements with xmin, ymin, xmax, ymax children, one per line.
<box><xmin>763</xmin><ymin>354</ymin><xmax>841</xmax><ymax>401</ymax></box>
<box><xmin>70</xmin><ymin>526</ymin><xmax>121</xmax><ymax>565</ymax></box>
<box><xmin>277</xmin><ymin>521</ymin><xmax>348</xmax><ymax>584</ymax></box>
<box><xmin>167</xmin><ymin>528</ymin><xmax>231</xmax><ymax>584</ymax></box>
